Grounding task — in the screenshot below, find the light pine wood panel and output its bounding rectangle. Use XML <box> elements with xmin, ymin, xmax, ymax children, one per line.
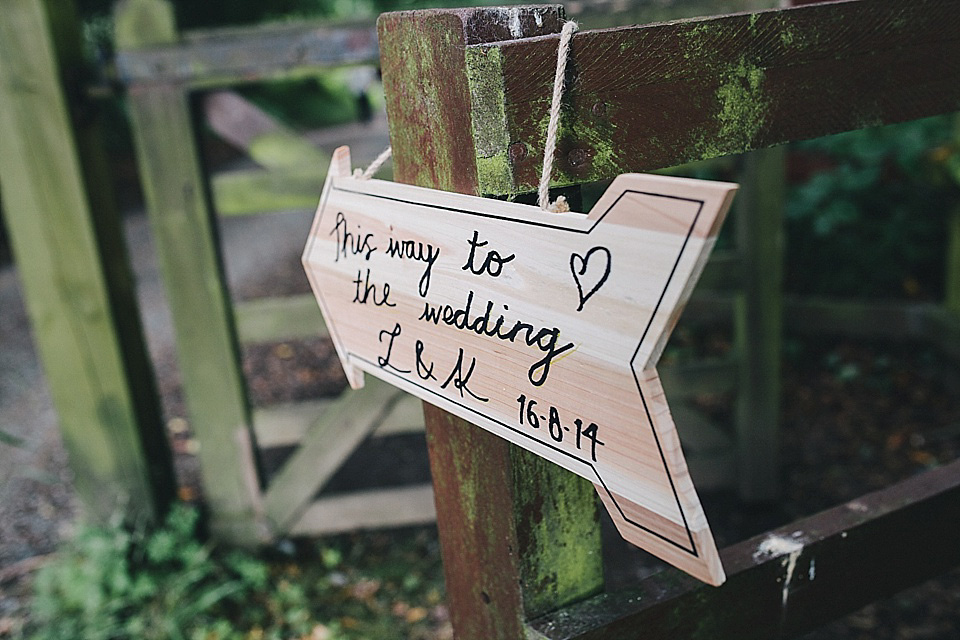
<box><xmin>303</xmin><ymin>146</ymin><xmax>735</xmax><ymax>584</ymax></box>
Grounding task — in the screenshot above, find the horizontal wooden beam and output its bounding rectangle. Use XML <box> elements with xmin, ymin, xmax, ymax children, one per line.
<box><xmin>116</xmin><ymin>20</ymin><xmax>378</xmax><ymax>88</ymax></box>
<box><xmin>683</xmin><ymin>294</ymin><xmax>960</xmax><ymax>358</ymax></box>
<box><xmin>234</xmin><ymin>295</ymin><xmax>327</xmax><ymax>344</ymax></box>
<box><xmin>252</xmin><ymin>393</ymin><xmax>424</xmax><ymax>448</ymax></box>
<box><xmin>529</xmin><ymin>458</ymin><xmax>960</xmax><ymax>639</ymax></box>
<box><xmin>212</xmin><ymin>167</ymin><xmax>326</xmax><ymax>215</ymax></box>
<box><xmin>466</xmin><ymin>0</ymin><xmax>960</xmax><ymax>194</ymax></box>
<box><xmin>288</xmin><ymin>484</ymin><xmax>436</xmax><ymax>536</ymax></box>
<box><xmin>262</xmin><ymin>377</ymin><xmax>402</xmax><ymax>532</ymax></box>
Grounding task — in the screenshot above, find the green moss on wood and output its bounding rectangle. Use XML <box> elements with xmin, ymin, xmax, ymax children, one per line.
<box><xmin>511</xmin><ymin>448</ymin><xmax>603</xmax><ymax>618</ymax></box>
<box><xmin>695</xmin><ymin>55</ymin><xmax>769</xmax><ymax>160</ymax></box>
<box><xmin>466</xmin><ymin>46</ymin><xmax>514</xmax><ymax>195</ymax></box>
<box><xmin>477</xmin><ymin>152</ymin><xmax>515</xmax><ymax>196</ymax></box>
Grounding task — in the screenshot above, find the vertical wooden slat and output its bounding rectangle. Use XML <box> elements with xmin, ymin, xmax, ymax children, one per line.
<box><xmin>734</xmin><ymin>146</ymin><xmax>785</xmax><ymax>501</ymax></box>
<box><xmin>947</xmin><ymin>203</ymin><xmax>960</xmax><ymax>317</ymax></box>
<box><xmin>379</xmin><ymin>7</ymin><xmax>604</xmax><ymax>637</ymax></box>
<box><xmin>0</xmin><ymin>0</ymin><xmax>174</xmax><ymax>521</ymax></box>
<box><xmin>947</xmin><ymin>115</ymin><xmax>960</xmax><ymax>317</ymax></box>
<box><xmin>115</xmin><ymin>0</ymin><xmax>265</xmax><ymax>543</ymax></box>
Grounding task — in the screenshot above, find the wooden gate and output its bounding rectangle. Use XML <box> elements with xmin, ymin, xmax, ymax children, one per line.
<box><xmin>112</xmin><ymin>0</ymin><xmax>798</xmax><ymax>544</ymax></box>
<box><xmin>376</xmin><ymin>2</ymin><xmax>960</xmax><ymax>636</ymax></box>
<box><xmin>113</xmin><ymin>0</ymin><xmax>437</xmax><ymax>543</ymax></box>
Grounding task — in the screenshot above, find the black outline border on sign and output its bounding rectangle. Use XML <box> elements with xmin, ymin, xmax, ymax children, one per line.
<box><xmin>312</xmin><ymin>183</ymin><xmax>705</xmax><ymax>557</ymax></box>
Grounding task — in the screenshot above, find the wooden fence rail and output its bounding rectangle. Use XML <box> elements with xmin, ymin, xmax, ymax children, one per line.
<box><xmin>110</xmin><ymin>0</ymin><xmax>795</xmax><ymax>544</ymax></box>
<box><xmin>531</xmin><ymin>458</ymin><xmax>960</xmax><ymax>639</ymax></box>
<box><xmin>460</xmin><ymin>0</ymin><xmax>960</xmax><ymax>196</ymax></box>
<box><xmin>379</xmin><ymin>3</ymin><xmax>960</xmax><ymax>637</ymax></box>
<box><xmin>114</xmin><ymin>0</ymin><xmax>403</xmax><ymax>542</ymax></box>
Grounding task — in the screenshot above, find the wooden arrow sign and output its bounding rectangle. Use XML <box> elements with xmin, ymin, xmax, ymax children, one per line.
<box><xmin>303</xmin><ymin>146</ymin><xmax>737</xmax><ymax>585</ymax></box>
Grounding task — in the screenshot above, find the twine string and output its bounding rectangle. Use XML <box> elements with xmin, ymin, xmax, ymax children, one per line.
<box><xmin>538</xmin><ymin>20</ymin><xmax>578</xmax><ymax>212</ymax></box>
<box><xmin>353</xmin><ymin>20</ymin><xmax>577</xmax><ymax>205</ymax></box>
<box><xmin>353</xmin><ymin>146</ymin><xmax>392</xmax><ymax>180</ymax></box>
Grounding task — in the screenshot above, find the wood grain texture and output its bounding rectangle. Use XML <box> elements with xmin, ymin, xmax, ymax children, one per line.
<box><xmin>422</xmin><ymin>403</ymin><xmax>527</xmax><ymax>639</ymax></box>
<box><xmin>0</xmin><ymin>0</ymin><xmax>174</xmax><ymax>522</ymax></box>
<box><xmin>529</xmin><ymin>459</ymin><xmax>960</xmax><ymax>639</ymax></box>
<box><xmin>212</xmin><ymin>167</ymin><xmax>328</xmax><ymax>215</ymax></box>
<box><xmin>380</xmin><ymin>6</ymin><xmax>607</xmax><ymax>634</ymax></box>
<box><xmin>115</xmin><ymin>18</ymin><xmax>379</xmax><ymax>88</ymax></box>
<box><xmin>465</xmin><ymin>0</ymin><xmax>960</xmax><ymax>194</ymax></box>
<box><xmin>116</xmin><ymin>0</ymin><xmax>265</xmax><ymax>543</ymax></box>
<box><xmin>303</xmin><ymin>146</ymin><xmax>735</xmax><ymax>583</ymax></box>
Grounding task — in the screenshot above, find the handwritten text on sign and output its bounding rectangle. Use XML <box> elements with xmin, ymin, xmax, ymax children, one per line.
<box><xmin>302</xmin><ymin>147</ymin><xmax>737</xmax><ymax>585</ymax></box>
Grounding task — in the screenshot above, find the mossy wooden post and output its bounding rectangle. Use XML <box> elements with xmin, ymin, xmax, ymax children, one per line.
<box><xmin>734</xmin><ymin>146</ymin><xmax>785</xmax><ymax>501</ymax></box>
<box><xmin>0</xmin><ymin>0</ymin><xmax>174</xmax><ymax>521</ymax></box>
<box><xmin>115</xmin><ymin>0</ymin><xmax>265</xmax><ymax>543</ymax></box>
<box><xmin>379</xmin><ymin>7</ymin><xmax>603</xmax><ymax>637</ymax></box>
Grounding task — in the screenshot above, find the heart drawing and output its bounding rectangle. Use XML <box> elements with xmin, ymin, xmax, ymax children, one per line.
<box><xmin>570</xmin><ymin>246</ymin><xmax>612</xmax><ymax>312</ymax></box>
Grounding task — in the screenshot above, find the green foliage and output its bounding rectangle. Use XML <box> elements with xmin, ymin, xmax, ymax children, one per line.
<box><xmin>785</xmin><ymin>115</ymin><xmax>958</xmax><ymax>299</ymax></box>
<box><xmin>29</xmin><ymin>506</ymin><xmax>252</xmax><ymax>640</ymax></box>
<box><xmin>25</xmin><ymin>505</ymin><xmax>447</xmax><ymax>640</ymax></box>
<box><xmin>238</xmin><ymin>72</ymin><xmax>371</xmax><ymax>131</ymax></box>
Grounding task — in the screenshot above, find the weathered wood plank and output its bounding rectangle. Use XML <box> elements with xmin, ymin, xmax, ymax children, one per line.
<box><xmin>420</xmin><ymin>405</ymin><xmax>527</xmax><ymax>637</ymax></box>
<box><xmin>203</xmin><ymin>91</ymin><xmax>329</xmax><ymax>169</ymax></box>
<box><xmin>947</xmin><ymin>202</ymin><xmax>960</xmax><ymax>317</ymax></box>
<box><xmin>529</xmin><ymin>459</ymin><xmax>960</xmax><ymax>639</ymax></box>
<box><xmin>116</xmin><ymin>0</ymin><xmax>265</xmax><ymax>543</ymax></box>
<box><xmin>684</xmin><ymin>448</ymin><xmax>736</xmax><ymax>491</ymax></box>
<box><xmin>566</xmin><ymin>0</ymin><xmax>778</xmax><ymax>30</ymax></box>
<box><xmin>204</xmin><ymin>90</ymin><xmax>330</xmax><ymax>215</ymax></box>
<box><xmin>289</xmin><ymin>484</ymin><xmax>436</xmax><ymax>536</ymax></box>
<box><xmin>211</xmin><ymin>167</ymin><xmax>326</xmax><ymax>215</ymax></box>
<box><xmin>262</xmin><ymin>376</ymin><xmax>402</xmax><ymax>531</ymax></box>
<box><xmin>252</xmin><ymin>393</ymin><xmax>423</xmax><ymax>449</ymax></box>
<box><xmin>695</xmin><ymin>251</ymin><xmax>741</xmax><ymax>291</ymax></box>
<box><xmin>115</xmin><ymin>19</ymin><xmax>379</xmax><ymax>88</ymax></box>
<box><xmin>381</xmin><ymin>5</ymin><xmax>607</xmax><ymax>634</ymax></box>
<box><xmin>234</xmin><ymin>295</ymin><xmax>327</xmax><ymax>344</ymax></box>
<box><xmin>734</xmin><ymin>147</ymin><xmax>785</xmax><ymax>501</ymax></box>
<box><xmin>685</xmin><ymin>294</ymin><xmax>960</xmax><ymax>362</ymax></box>
<box><xmin>252</xmin><ymin>400</ymin><xmax>333</xmax><ymax>449</ymax></box>
<box><xmin>0</xmin><ymin>0</ymin><xmax>174</xmax><ymax>522</ymax></box>
<box><xmin>466</xmin><ymin>0</ymin><xmax>960</xmax><ymax>194</ymax></box>
<box><xmin>779</xmin><ymin>297</ymin><xmax>952</xmax><ymax>343</ymax></box>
